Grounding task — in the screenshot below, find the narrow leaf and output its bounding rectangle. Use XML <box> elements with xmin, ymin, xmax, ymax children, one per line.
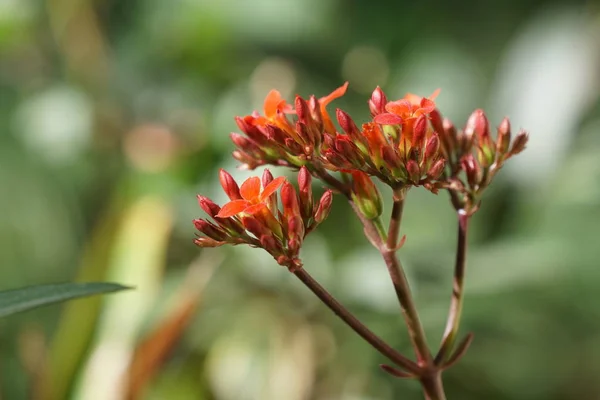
<box><xmin>0</xmin><ymin>282</ymin><xmax>131</xmax><ymax>318</ymax></box>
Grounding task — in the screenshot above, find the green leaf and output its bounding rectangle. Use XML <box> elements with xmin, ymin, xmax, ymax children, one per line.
<box><xmin>0</xmin><ymin>282</ymin><xmax>131</xmax><ymax>318</ymax></box>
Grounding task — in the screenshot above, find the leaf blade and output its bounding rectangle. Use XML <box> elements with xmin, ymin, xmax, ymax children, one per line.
<box><xmin>0</xmin><ymin>282</ymin><xmax>131</xmax><ymax>318</ymax></box>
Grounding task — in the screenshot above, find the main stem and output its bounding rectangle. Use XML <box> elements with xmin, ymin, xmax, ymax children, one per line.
<box><xmin>293</xmin><ymin>268</ymin><xmax>419</xmax><ymax>374</ymax></box>
<box><xmin>435</xmin><ymin>211</ymin><xmax>469</xmax><ymax>363</ymax></box>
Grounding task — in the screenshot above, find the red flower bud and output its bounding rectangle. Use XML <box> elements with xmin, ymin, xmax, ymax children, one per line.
<box><xmin>427</xmin><ymin>159</ymin><xmax>445</xmax><ymax>179</ymax></box>
<box><xmin>429</xmin><ymin>108</ymin><xmax>444</xmax><ymax>134</ymax></box>
<box><xmin>369</xmin><ymin>86</ymin><xmax>388</xmax><ymax>117</ymax></box>
<box><xmin>314</xmin><ymin>190</ymin><xmax>333</xmax><ymax>224</ymax></box>
<box><xmin>197</xmin><ymin>195</ymin><xmax>221</xmax><ymax>217</ymax></box>
<box><xmin>424</xmin><ymin>134</ymin><xmax>440</xmax><ymax>161</ymax></box>
<box><xmin>262</xmin><ymin>168</ymin><xmax>274</xmax><ymax>187</ymax></box>
<box><xmin>219</xmin><ymin>169</ymin><xmax>242</xmax><ymax>200</ymax></box>
<box><xmin>281</xmin><ymin>181</ymin><xmax>301</xmax><ymax>219</ymax></box>
<box><xmin>295</xmin><ymin>96</ymin><xmax>311</xmax><ymax>125</ymax></box>
<box><xmin>298</xmin><ymin>166</ymin><xmax>313</xmax><ymax>219</ymax></box>
<box><xmin>308</xmin><ymin>95</ymin><xmax>324</xmax><ymax>130</ymax></box>
<box><xmin>193</xmin><ymin>219</ymin><xmax>227</xmax><ymax>240</ymax></box>
<box><xmin>287</xmin><ymin>214</ymin><xmax>305</xmax><ymax>242</ymax></box>
<box><xmin>406</xmin><ymin>160</ymin><xmax>421</xmax><ymax>183</ymax></box>
<box><xmin>462</xmin><ymin>155</ymin><xmax>481</xmax><ymax>187</ymax></box>
<box><xmin>412</xmin><ymin>114</ymin><xmax>428</xmax><ymax>148</ymax></box>
<box><xmin>496</xmin><ymin>117</ymin><xmax>512</xmax><ymax>154</ymax></box>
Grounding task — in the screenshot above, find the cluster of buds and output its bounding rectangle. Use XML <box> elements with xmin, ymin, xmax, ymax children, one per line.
<box><xmin>193</xmin><ymin>167</ymin><xmax>333</xmax><ymax>271</ymax></box>
<box><xmin>437</xmin><ymin>109</ymin><xmax>529</xmax><ymax>213</ymax></box>
<box><xmin>231</xmin><ymin>83</ymin><xmax>349</xmax><ymax>169</ymax></box>
<box><xmin>323</xmin><ymin>88</ymin><xmax>446</xmax><ymax>190</ymax></box>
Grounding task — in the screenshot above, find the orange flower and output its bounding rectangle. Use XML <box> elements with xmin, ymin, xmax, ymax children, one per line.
<box><xmin>216</xmin><ymin>175</ymin><xmax>286</xmax><ymax>218</ymax></box>
<box><xmin>373</xmin><ymin>89</ymin><xmax>440</xmax><ymax>124</ymax></box>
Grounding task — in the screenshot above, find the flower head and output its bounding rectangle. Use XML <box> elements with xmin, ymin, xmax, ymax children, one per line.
<box><xmin>231</xmin><ymin>83</ymin><xmax>349</xmax><ymax>170</ymax></box>
<box><xmin>194</xmin><ymin>168</ymin><xmax>333</xmax><ymax>270</ymax></box>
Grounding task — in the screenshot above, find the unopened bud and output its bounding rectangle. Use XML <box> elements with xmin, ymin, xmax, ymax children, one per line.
<box><xmin>298</xmin><ymin>166</ymin><xmax>313</xmax><ymax>219</ymax></box>
<box><xmin>281</xmin><ymin>181</ymin><xmax>301</xmax><ymax>219</ymax></box>
<box><xmin>424</xmin><ymin>134</ymin><xmax>440</xmax><ymax>161</ymax></box>
<box><xmin>496</xmin><ymin>117</ymin><xmax>511</xmax><ymax>154</ymax></box>
<box><xmin>350</xmin><ymin>171</ymin><xmax>382</xmax><ymax>220</ymax></box>
<box><xmin>429</xmin><ymin>108</ymin><xmax>444</xmax><ymax>134</ymax></box>
<box><xmin>197</xmin><ymin>195</ymin><xmax>221</xmax><ymax>218</ymax></box>
<box><xmin>462</xmin><ymin>155</ymin><xmax>481</xmax><ymax>188</ymax></box>
<box><xmin>427</xmin><ymin>159</ymin><xmax>446</xmax><ymax>179</ymax></box>
<box><xmin>194</xmin><ymin>237</ymin><xmax>225</xmax><ymax>248</ymax></box>
<box><xmin>470</xmin><ymin>109</ymin><xmax>490</xmax><ymax>140</ymax></box>
<box><xmin>406</xmin><ymin>160</ymin><xmax>421</xmax><ymax>183</ymax></box>
<box><xmin>193</xmin><ymin>219</ymin><xmax>227</xmax><ymax>240</ymax></box>
<box><xmin>314</xmin><ymin>190</ymin><xmax>333</xmax><ymax>224</ymax></box>
<box><xmin>509</xmin><ymin>130</ymin><xmax>529</xmax><ymax>156</ymax></box>
<box><xmin>262</xmin><ymin>169</ymin><xmax>274</xmax><ymax>187</ymax></box>
<box><xmin>369</xmin><ymin>86</ymin><xmax>388</xmax><ymax>116</ymax></box>
<box><xmin>219</xmin><ymin>169</ymin><xmax>242</xmax><ymax>200</ymax></box>
<box><xmin>287</xmin><ymin>214</ymin><xmax>305</xmax><ymax>242</ymax></box>
<box><xmin>412</xmin><ymin>114</ymin><xmax>428</xmax><ymax>148</ymax></box>
<box><xmin>295</xmin><ymin>96</ymin><xmax>311</xmax><ymax>125</ymax></box>
<box><xmin>308</xmin><ymin>95</ymin><xmax>324</xmax><ymax>130</ymax></box>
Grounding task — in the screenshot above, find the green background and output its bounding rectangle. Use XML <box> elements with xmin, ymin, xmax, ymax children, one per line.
<box><xmin>1</xmin><ymin>0</ymin><xmax>600</xmax><ymax>398</ymax></box>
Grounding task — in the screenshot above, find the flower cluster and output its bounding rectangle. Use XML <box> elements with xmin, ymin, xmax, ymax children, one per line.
<box><xmin>436</xmin><ymin>108</ymin><xmax>529</xmax><ymax>213</ymax></box>
<box><xmin>231</xmin><ymin>83</ymin><xmax>348</xmax><ymax>169</ymax></box>
<box><xmin>322</xmin><ymin>88</ymin><xmax>445</xmax><ymax>189</ymax></box>
<box><xmin>194</xmin><ymin>167</ymin><xmax>332</xmax><ymax>271</ymax></box>
<box><xmin>197</xmin><ymin>81</ymin><xmax>528</xmax><ymax>262</ymax></box>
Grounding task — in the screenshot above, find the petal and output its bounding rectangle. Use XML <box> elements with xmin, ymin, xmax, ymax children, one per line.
<box><xmin>260</xmin><ymin>176</ymin><xmax>286</xmax><ymax>200</ymax></box>
<box><xmin>244</xmin><ymin>202</ymin><xmax>267</xmax><ymax>215</ymax></box>
<box><xmin>319</xmin><ymin>82</ymin><xmax>349</xmax><ymax>106</ymax></box>
<box><xmin>419</xmin><ymin>97</ymin><xmax>437</xmax><ymax>114</ymax></box>
<box><xmin>403</xmin><ymin>93</ymin><xmax>423</xmax><ymax>106</ymax></box>
<box><xmin>240</xmin><ymin>176</ymin><xmax>261</xmax><ymax>201</ymax></box>
<box><xmin>264</xmin><ymin>90</ymin><xmax>283</xmax><ymax>117</ymax></box>
<box><xmin>277</xmin><ymin>100</ymin><xmax>295</xmax><ymax>114</ymax></box>
<box><xmin>385</xmin><ymin>100</ymin><xmax>412</xmax><ymax>116</ymax></box>
<box><xmin>373</xmin><ymin>113</ymin><xmax>403</xmax><ymax>125</ymax></box>
<box><xmin>429</xmin><ymin>88</ymin><xmax>441</xmax><ymax>101</ymax></box>
<box><xmin>215</xmin><ymin>200</ymin><xmax>250</xmax><ymax>218</ymax></box>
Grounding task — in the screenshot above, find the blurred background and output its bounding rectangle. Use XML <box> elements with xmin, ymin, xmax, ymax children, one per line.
<box><xmin>1</xmin><ymin>0</ymin><xmax>600</xmax><ymax>399</ymax></box>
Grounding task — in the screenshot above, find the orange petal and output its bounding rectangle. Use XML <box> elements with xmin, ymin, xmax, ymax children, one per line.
<box><xmin>319</xmin><ymin>82</ymin><xmax>349</xmax><ymax>106</ymax></box>
<box><xmin>277</xmin><ymin>100</ymin><xmax>295</xmax><ymax>114</ymax></box>
<box><xmin>429</xmin><ymin>88</ymin><xmax>441</xmax><ymax>101</ymax></box>
<box><xmin>244</xmin><ymin>202</ymin><xmax>267</xmax><ymax>215</ymax></box>
<box><xmin>264</xmin><ymin>90</ymin><xmax>283</xmax><ymax>118</ymax></box>
<box><xmin>216</xmin><ymin>200</ymin><xmax>250</xmax><ymax>218</ymax></box>
<box><xmin>419</xmin><ymin>97</ymin><xmax>437</xmax><ymax>114</ymax></box>
<box><xmin>240</xmin><ymin>176</ymin><xmax>261</xmax><ymax>201</ymax></box>
<box><xmin>260</xmin><ymin>176</ymin><xmax>286</xmax><ymax>200</ymax></box>
<box><xmin>373</xmin><ymin>113</ymin><xmax>403</xmax><ymax>125</ymax></box>
<box><xmin>403</xmin><ymin>93</ymin><xmax>422</xmax><ymax>106</ymax></box>
<box><xmin>385</xmin><ymin>100</ymin><xmax>412</xmax><ymax>116</ymax></box>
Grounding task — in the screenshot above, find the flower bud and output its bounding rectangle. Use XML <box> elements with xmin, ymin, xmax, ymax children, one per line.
<box><xmin>412</xmin><ymin>114</ymin><xmax>428</xmax><ymax>148</ymax></box>
<box><xmin>509</xmin><ymin>130</ymin><xmax>529</xmax><ymax>156</ymax></box>
<box><xmin>281</xmin><ymin>181</ymin><xmax>301</xmax><ymax>219</ymax></box>
<box><xmin>298</xmin><ymin>166</ymin><xmax>313</xmax><ymax>220</ymax></box>
<box><xmin>287</xmin><ymin>214</ymin><xmax>305</xmax><ymax>242</ymax></box>
<box><xmin>314</xmin><ymin>190</ymin><xmax>333</xmax><ymax>224</ymax></box>
<box><xmin>496</xmin><ymin>117</ymin><xmax>511</xmax><ymax>154</ymax></box>
<box><xmin>219</xmin><ymin>169</ymin><xmax>242</xmax><ymax>200</ymax></box>
<box><xmin>194</xmin><ymin>237</ymin><xmax>225</xmax><ymax>247</ymax></box>
<box><xmin>350</xmin><ymin>171</ymin><xmax>383</xmax><ymax>220</ymax></box>
<box><xmin>369</xmin><ymin>86</ymin><xmax>388</xmax><ymax>116</ymax></box>
<box><xmin>406</xmin><ymin>160</ymin><xmax>421</xmax><ymax>183</ymax></box>
<box><xmin>295</xmin><ymin>96</ymin><xmax>312</xmax><ymax>125</ymax></box>
<box><xmin>462</xmin><ymin>155</ymin><xmax>481</xmax><ymax>188</ymax></box>
<box><xmin>308</xmin><ymin>95</ymin><xmax>324</xmax><ymax>130</ymax></box>
<box><xmin>424</xmin><ymin>134</ymin><xmax>440</xmax><ymax>161</ymax></box>
<box><xmin>427</xmin><ymin>159</ymin><xmax>445</xmax><ymax>179</ymax></box>
<box><xmin>197</xmin><ymin>195</ymin><xmax>221</xmax><ymax>218</ymax></box>
<box><xmin>429</xmin><ymin>108</ymin><xmax>444</xmax><ymax>134</ymax></box>
<box><xmin>193</xmin><ymin>219</ymin><xmax>227</xmax><ymax>240</ymax></box>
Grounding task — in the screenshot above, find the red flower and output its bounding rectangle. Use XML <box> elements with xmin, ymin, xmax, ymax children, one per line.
<box><xmin>216</xmin><ymin>175</ymin><xmax>286</xmax><ymax>218</ymax></box>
